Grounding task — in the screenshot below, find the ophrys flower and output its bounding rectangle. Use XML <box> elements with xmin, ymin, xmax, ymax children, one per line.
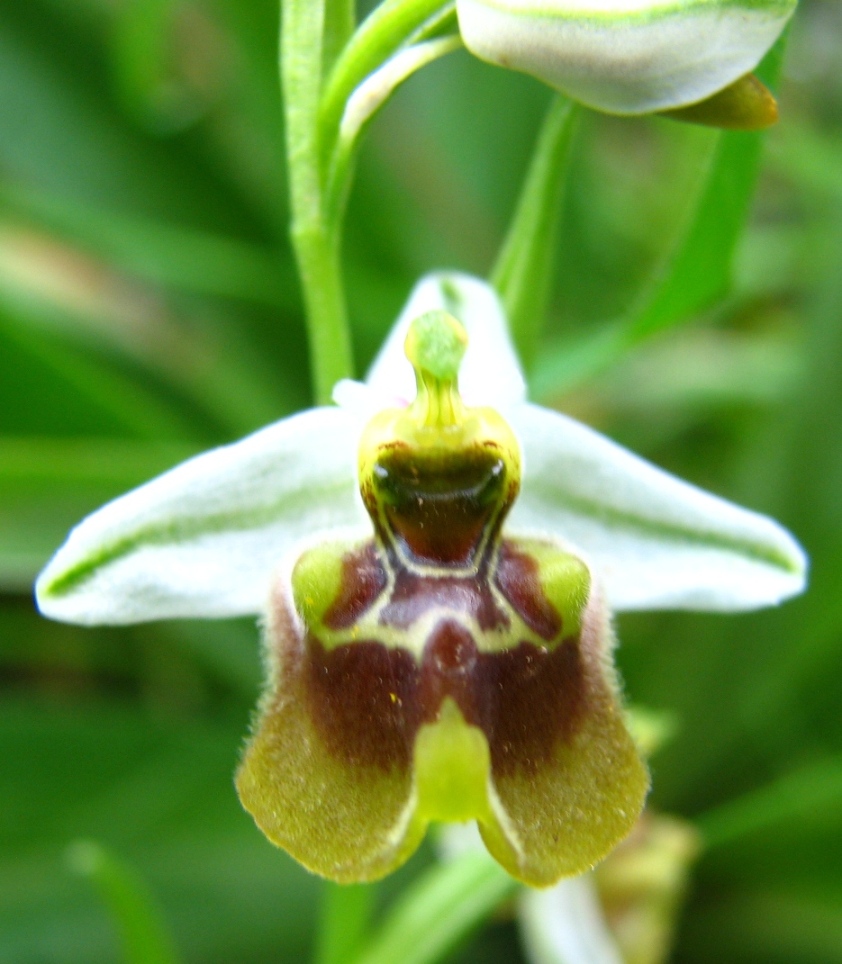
<box><xmin>36</xmin><ymin>273</ymin><xmax>806</xmax><ymax>885</ymax></box>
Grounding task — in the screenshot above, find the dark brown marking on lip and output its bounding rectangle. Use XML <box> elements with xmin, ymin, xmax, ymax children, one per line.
<box><xmin>371</xmin><ymin>446</ymin><xmax>511</xmax><ymax>565</ymax></box>
<box><xmin>302</xmin><ymin>622</ymin><xmax>588</xmax><ymax>779</ymax></box>
<box><xmin>417</xmin><ymin>619</ymin><xmax>480</xmax><ymax>721</ymax></box>
<box><xmin>475</xmin><ymin>637</ymin><xmax>586</xmax><ymax>778</ymax></box>
<box><xmin>379</xmin><ymin>568</ymin><xmax>510</xmax><ymax>632</ymax></box>
<box><xmin>495</xmin><ymin>540</ymin><xmax>562</xmax><ymax>642</ymax></box>
<box><xmin>324</xmin><ymin>542</ymin><xmax>388</xmax><ymax>631</ymax></box>
<box><xmin>304</xmin><ymin>634</ymin><xmax>421</xmax><ymax>772</ymax></box>
<box><xmin>297</xmin><ymin>524</ymin><xmax>588</xmax><ymax>779</ymax></box>
<box><xmin>416</xmin><ymin>621</ymin><xmax>587</xmax><ymax>778</ymax></box>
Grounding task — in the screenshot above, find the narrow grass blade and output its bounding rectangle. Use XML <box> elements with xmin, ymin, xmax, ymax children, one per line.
<box><xmin>354</xmin><ymin>850</ymin><xmax>518</xmax><ymax>964</ymax></box>
<box><xmin>67</xmin><ymin>841</ymin><xmax>180</xmax><ymax>964</ymax></box>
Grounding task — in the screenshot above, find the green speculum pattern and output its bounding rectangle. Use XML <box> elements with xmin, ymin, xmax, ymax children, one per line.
<box><xmin>237</xmin><ymin>313</ymin><xmax>648</xmax><ymax>886</ymax></box>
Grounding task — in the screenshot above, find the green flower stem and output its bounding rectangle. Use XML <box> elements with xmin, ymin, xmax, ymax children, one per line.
<box><xmin>410</xmin><ymin>4</ymin><xmax>458</xmax><ymax>43</ymax></box>
<box><xmin>283</xmin><ymin>0</ymin><xmax>454</xmax><ymax>402</ymax></box>
<box><xmin>282</xmin><ymin>0</ymin><xmax>354</xmax><ymax>403</ymax></box>
<box><xmin>490</xmin><ymin>95</ymin><xmax>579</xmax><ymax>370</ymax></box>
<box><xmin>353</xmin><ymin>850</ymin><xmax>519</xmax><ymax>964</ymax></box>
<box><xmin>325</xmin><ymin>34</ymin><xmax>463</xmax><ymax>225</ymax></box>
<box><xmin>318</xmin><ymin>0</ymin><xmax>453</xmax><ymax>176</ymax></box>
<box><xmin>291</xmin><ymin>222</ymin><xmax>354</xmax><ymax>403</ymax></box>
<box><xmin>323</xmin><ymin>0</ymin><xmax>356</xmax><ymax>76</ymax></box>
<box><xmin>315</xmin><ymin>882</ymin><xmax>374</xmax><ymax>964</ymax></box>
<box><xmin>67</xmin><ymin>841</ymin><xmax>180</xmax><ymax>964</ymax></box>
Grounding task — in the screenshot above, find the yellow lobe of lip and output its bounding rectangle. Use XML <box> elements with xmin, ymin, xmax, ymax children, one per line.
<box><xmin>414</xmin><ymin>698</ymin><xmax>494</xmax><ymax>823</ymax></box>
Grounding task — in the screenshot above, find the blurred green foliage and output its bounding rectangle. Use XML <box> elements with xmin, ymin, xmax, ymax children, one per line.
<box><xmin>1</xmin><ymin>1</ymin><xmax>841</xmax><ymax>962</ymax></box>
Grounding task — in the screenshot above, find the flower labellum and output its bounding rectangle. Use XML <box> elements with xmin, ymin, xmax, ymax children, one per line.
<box><xmin>237</xmin><ymin>310</ymin><xmax>648</xmax><ymax>885</ymax></box>
<box><xmin>456</xmin><ymin>0</ymin><xmax>797</xmax><ymax>117</ymax></box>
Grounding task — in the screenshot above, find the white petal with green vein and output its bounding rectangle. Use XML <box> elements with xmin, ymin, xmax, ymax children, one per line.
<box><xmin>508</xmin><ymin>403</ymin><xmax>806</xmax><ymax>611</ymax></box>
<box><xmin>35</xmin><ymin>407</ymin><xmax>367</xmax><ymax>625</ymax></box>
<box><xmin>457</xmin><ymin>0</ymin><xmax>797</xmax><ymax>114</ymax></box>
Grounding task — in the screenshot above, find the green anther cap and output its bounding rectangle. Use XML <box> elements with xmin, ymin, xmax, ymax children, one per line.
<box><xmin>404</xmin><ymin>311</ymin><xmax>468</xmax><ymax>430</ymax></box>
<box><xmin>405</xmin><ymin>310</ymin><xmax>468</xmax><ymax>382</ymax></box>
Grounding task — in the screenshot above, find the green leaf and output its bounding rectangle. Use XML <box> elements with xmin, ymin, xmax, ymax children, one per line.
<box><xmin>67</xmin><ymin>840</ymin><xmax>182</xmax><ymax>964</ymax></box>
<box><xmin>0</xmin><ymin>436</ymin><xmax>197</xmax><ymax>590</ymax></box>
<box><xmin>686</xmin><ymin>889</ymin><xmax>842</xmax><ymax>964</ymax></box>
<box><xmin>0</xmin><ymin>215</ymin><xmax>304</xmax><ymax>432</ymax></box>
<box><xmin>698</xmin><ymin>757</ymin><xmax>842</xmax><ymax>850</ymax></box>
<box><xmin>0</xmin><ymin>183</ymin><xmax>297</xmax><ymax>309</ymax></box>
<box><xmin>0</xmin><ymin>305</ymin><xmax>194</xmax><ymax>440</ymax></box>
<box><xmin>532</xmin><ymin>125</ymin><xmax>763</xmax><ymax>396</ymax></box>
<box><xmin>770</xmin><ymin>121</ymin><xmax>842</xmax><ymax>204</ymax></box>
<box><xmin>315</xmin><ymin>883</ymin><xmax>375</xmax><ymax>964</ymax></box>
<box><xmin>354</xmin><ymin>850</ymin><xmax>518</xmax><ymax>964</ymax></box>
<box><xmin>0</xmin><ymin>692</ymin><xmax>320</xmax><ymax>963</ymax></box>
<box><xmin>0</xmin><ymin>5</ymin><xmax>250</xmax><ymax>229</ymax></box>
<box><xmin>491</xmin><ymin>94</ymin><xmax>578</xmax><ymax>367</ymax></box>
<box><xmin>110</xmin><ymin>0</ymin><xmax>180</xmax><ymax>130</ymax></box>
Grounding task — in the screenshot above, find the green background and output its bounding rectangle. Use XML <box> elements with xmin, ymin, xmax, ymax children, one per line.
<box><xmin>1</xmin><ymin>1</ymin><xmax>840</xmax><ymax>961</ymax></box>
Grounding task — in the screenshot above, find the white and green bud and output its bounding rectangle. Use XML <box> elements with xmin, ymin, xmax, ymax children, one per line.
<box><xmin>456</xmin><ymin>0</ymin><xmax>797</xmax><ymax>118</ymax></box>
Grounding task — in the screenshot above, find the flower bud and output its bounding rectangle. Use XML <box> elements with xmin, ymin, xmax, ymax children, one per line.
<box><xmin>456</xmin><ymin>0</ymin><xmax>797</xmax><ymax>116</ymax></box>
<box><xmin>595</xmin><ymin>813</ymin><xmax>701</xmax><ymax>964</ymax></box>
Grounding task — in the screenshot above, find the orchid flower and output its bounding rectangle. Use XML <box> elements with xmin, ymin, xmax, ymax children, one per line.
<box><xmin>36</xmin><ymin>272</ymin><xmax>805</xmax><ymax>887</ymax></box>
<box><xmin>456</xmin><ymin>0</ymin><xmax>797</xmax><ymax>126</ymax></box>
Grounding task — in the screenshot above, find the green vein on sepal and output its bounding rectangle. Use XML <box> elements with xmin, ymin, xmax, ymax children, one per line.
<box><xmin>39</xmin><ymin>480</ymin><xmax>352</xmax><ymax>599</ymax></box>
<box><xmin>524</xmin><ymin>483</ymin><xmax>803</xmax><ymax>576</ymax></box>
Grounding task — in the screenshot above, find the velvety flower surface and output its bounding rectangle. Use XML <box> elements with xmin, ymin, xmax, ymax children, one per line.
<box><xmin>456</xmin><ymin>0</ymin><xmax>797</xmax><ymax>116</ymax></box>
<box><xmin>36</xmin><ymin>273</ymin><xmax>806</xmax><ymax>886</ymax></box>
<box><xmin>518</xmin><ymin>812</ymin><xmax>700</xmax><ymax>963</ymax></box>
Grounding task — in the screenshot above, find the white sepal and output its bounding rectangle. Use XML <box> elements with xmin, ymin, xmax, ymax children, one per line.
<box><xmin>35</xmin><ymin>407</ymin><xmax>368</xmax><ymax>625</ymax></box>
<box><xmin>508</xmin><ymin>403</ymin><xmax>807</xmax><ymax>612</ymax></box>
<box><xmin>457</xmin><ymin>0</ymin><xmax>797</xmax><ymax>115</ymax></box>
<box><xmin>519</xmin><ymin>874</ymin><xmax>623</xmax><ymax>964</ymax></box>
<box><xmin>365</xmin><ymin>271</ymin><xmax>527</xmax><ymax>408</ymax></box>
